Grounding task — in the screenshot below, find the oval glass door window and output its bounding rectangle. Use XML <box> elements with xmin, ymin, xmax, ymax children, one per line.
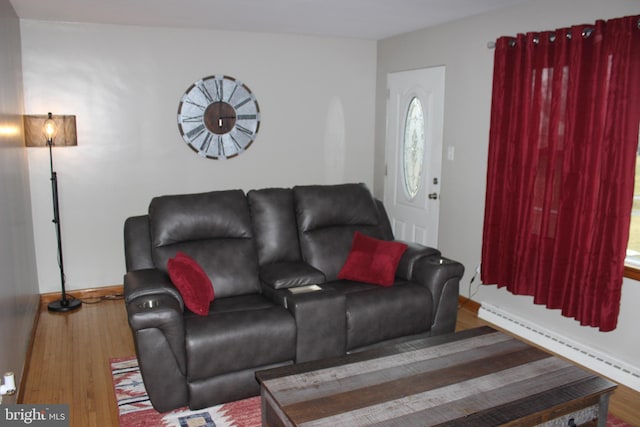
<box><xmin>403</xmin><ymin>97</ymin><xmax>425</xmax><ymax>199</ymax></box>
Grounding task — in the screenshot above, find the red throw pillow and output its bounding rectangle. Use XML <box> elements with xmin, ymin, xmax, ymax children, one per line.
<box><xmin>167</xmin><ymin>252</ymin><xmax>215</xmax><ymax>316</ymax></box>
<box><xmin>338</xmin><ymin>232</ymin><xmax>408</xmax><ymax>287</ymax></box>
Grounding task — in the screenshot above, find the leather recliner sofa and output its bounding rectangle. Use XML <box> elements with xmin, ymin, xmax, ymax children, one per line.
<box><xmin>123</xmin><ymin>183</ymin><xmax>464</xmax><ymax>412</ymax></box>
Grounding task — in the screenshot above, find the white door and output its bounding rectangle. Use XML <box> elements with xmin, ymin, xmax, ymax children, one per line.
<box><xmin>384</xmin><ymin>66</ymin><xmax>445</xmax><ymax>247</ymax></box>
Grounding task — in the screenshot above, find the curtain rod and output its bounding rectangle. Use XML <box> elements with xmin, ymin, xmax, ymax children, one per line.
<box><xmin>487</xmin><ymin>17</ymin><xmax>640</xmax><ymax>49</ymax></box>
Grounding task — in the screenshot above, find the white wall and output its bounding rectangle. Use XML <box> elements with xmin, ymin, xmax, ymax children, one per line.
<box><xmin>0</xmin><ymin>0</ymin><xmax>40</xmax><ymax>401</ymax></box>
<box><xmin>375</xmin><ymin>0</ymin><xmax>640</xmax><ymax>368</ymax></box>
<box><xmin>21</xmin><ymin>21</ymin><xmax>377</xmax><ymax>293</ymax></box>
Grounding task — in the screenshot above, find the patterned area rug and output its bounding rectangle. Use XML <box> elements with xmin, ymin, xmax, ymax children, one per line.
<box><xmin>111</xmin><ymin>357</ymin><xmax>261</xmax><ymax>427</ymax></box>
<box><xmin>111</xmin><ymin>356</ymin><xmax>632</xmax><ymax>427</ymax></box>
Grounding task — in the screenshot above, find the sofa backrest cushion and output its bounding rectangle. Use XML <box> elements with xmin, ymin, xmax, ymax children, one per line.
<box><xmin>294</xmin><ymin>183</ymin><xmax>388</xmax><ymax>281</ymax></box>
<box><xmin>148</xmin><ymin>190</ymin><xmax>261</xmax><ymax>298</ymax></box>
<box><xmin>247</xmin><ymin>188</ymin><xmax>301</xmax><ymax>265</ymax></box>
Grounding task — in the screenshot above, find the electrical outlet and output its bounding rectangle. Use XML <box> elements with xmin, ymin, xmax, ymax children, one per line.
<box><xmin>0</xmin><ymin>372</ymin><xmax>16</xmax><ymax>397</ymax></box>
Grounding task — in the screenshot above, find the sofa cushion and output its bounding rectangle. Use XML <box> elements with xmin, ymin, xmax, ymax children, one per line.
<box><xmin>185</xmin><ymin>294</ymin><xmax>274</xmax><ymax>316</ymax></box>
<box><xmin>167</xmin><ymin>252</ymin><xmax>214</xmax><ymax>315</ymax></box>
<box><xmin>184</xmin><ymin>296</ymin><xmax>296</xmax><ymax>379</ymax></box>
<box><xmin>338</xmin><ymin>232</ymin><xmax>408</xmax><ymax>286</ymax></box>
<box><xmin>149</xmin><ymin>190</ymin><xmax>251</xmax><ymax>247</ymax></box>
<box><xmin>148</xmin><ymin>190</ymin><xmax>261</xmax><ymax>298</ymax></box>
<box><xmin>294</xmin><ymin>183</ymin><xmax>386</xmax><ymax>281</ymax></box>
<box><xmin>247</xmin><ymin>188</ymin><xmax>302</xmax><ymax>265</ymax></box>
<box><xmin>295</xmin><ymin>183</ymin><xmax>380</xmax><ymax>231</ymax></box>
<box><xmin>321</xmin><ymin>280</ymin><xmax>433</xmax><ymax>351</ymax></box>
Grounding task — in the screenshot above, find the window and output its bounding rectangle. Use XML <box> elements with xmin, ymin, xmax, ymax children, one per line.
<box><xmin>624</xmin><ymin>130</ymin><xmax>640</xmax><ymax>280</ymax></box>
<box><xmin>402</xmin><ymin>97</ymin><xmax>425</xmax><ymax>200</ymax></box>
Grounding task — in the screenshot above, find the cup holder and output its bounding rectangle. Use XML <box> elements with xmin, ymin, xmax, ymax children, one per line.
<box><xmin>138</xmin><ymin>299</ymin><xmax>160</xmax><ymax>310</ymax></box>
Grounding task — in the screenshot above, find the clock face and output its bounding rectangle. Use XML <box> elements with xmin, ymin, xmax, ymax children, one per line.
<box><xmin>177</xmin><ymin>75</ymin><xmax>261</xmax><ymax>159</ymax></box>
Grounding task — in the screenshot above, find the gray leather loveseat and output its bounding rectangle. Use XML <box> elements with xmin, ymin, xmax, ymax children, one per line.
<box><xmin>123</xmin><ymin>183</ymin><xmax>464</xmax><ymax>412</ymax></box>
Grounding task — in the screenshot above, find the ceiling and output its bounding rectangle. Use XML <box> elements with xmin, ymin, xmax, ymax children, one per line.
<box><xmin>10</xmin><ymin>0</ymin><xmax>532</xmax><ymax>40</ymax></box>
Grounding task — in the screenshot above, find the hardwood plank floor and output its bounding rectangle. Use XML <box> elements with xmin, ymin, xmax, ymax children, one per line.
<box><xmin>21</xmin><ymin>296</ymin><xmax>640</xmax><ymax>426</ymax></box>
<box><xmin>21</xmin><ymin>297</ymin><xmax>135</xmax><ymax>427</ymax></box>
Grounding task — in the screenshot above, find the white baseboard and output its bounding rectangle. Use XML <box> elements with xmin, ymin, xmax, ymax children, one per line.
<box><xmin>478</xmin><ymin>302</ymin><xmax>640</xmax><ymax>392</ymax></box>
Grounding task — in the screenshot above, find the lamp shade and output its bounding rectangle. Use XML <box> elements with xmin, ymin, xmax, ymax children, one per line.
<box><xmin>23</xmin><ymin>114</ymin><xmax>77</xmax><ymax>147</ymax></box>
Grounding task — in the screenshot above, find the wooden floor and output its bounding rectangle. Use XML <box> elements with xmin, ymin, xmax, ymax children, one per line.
<box><xmin>21</xmin><ymin>297</ymin><xmax>640</xmax><ymax>427</ymax></box>
<box><xmin>22</xmin><ymin>297</ymin><xmax>135</xmax><ymax>427</ymax></box>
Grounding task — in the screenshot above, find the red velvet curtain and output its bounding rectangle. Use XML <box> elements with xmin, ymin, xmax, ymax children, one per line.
<box><xmin>481</xmin><ymin>15</ymin><xmax>640</xmax><ymax>331</ymax></box>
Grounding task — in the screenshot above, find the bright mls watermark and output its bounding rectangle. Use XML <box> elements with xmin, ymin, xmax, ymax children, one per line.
<box><xmin>1</xmin><ymin>405</ymin><xmax>69</xmax><ymax>426</ymax></box>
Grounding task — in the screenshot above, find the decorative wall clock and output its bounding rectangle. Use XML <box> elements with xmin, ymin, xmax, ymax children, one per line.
<box><xmin>177</xmin><ymin>75</ymin><xmax>261</xmax><ymax>159</ymax></box>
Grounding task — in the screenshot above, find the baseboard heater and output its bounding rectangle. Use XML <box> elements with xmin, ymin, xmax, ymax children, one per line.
<box><xmin>478</xmin><ymin>302</ymin><xmax>640</xmax><ymax>392</ymax></box>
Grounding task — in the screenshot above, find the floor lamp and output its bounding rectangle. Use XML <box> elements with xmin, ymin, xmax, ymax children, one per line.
<box><xmin>24</xmin><ymin>113</ymin><xmax>81</xmax><ymax>312</ymax></box>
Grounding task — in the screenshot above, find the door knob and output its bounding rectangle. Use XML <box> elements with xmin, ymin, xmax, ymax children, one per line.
<box><xmin>428</xmin><ymin>193</ymin><xmax>438</xmax><ymax>200</ymax></box>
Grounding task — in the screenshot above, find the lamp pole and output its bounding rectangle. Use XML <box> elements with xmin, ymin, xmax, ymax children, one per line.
<box><xmin>45</xmin><ymin>113</ymin><xmax>81</xmax><ymax>312</ymax></box>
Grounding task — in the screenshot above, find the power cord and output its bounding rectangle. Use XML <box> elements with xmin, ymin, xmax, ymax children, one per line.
<box><xmin>79</xmin><ymin>293</ymin><xmax>124</xmax><ymax>304</ymax></box>
<box><xmin>458</xmin><ymin>264</ymin><xmax>481</xmax><ymax>310</ymax></box>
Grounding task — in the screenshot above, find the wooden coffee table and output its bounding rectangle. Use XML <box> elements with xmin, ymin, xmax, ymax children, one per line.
<box><xmin>255</xmin><ymin>326</ymin><xmax>616</xmax><ymax>426</ymax></box>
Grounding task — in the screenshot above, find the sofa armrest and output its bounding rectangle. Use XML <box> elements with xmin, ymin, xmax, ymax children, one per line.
<box><xmin>126</xmin><ymin>293</ymin><xmax>188</xmax><ymax>411</ymax></box>
<box><xmin>285</xmin><ymin>289</ymin><xmax>346</xmax><ymax>362</ymax></box>
<box><xmin>412</xmin><ymin>255</ymin><xmax>465</xmax><ymax>335</ymax></box>
<box><xmin>124</xmin><ymin>268</ymin><xmax>187</xmax><ymax>373</ymax></box>
<box><xmin>127</xmin><ymin>293</ymin><xmax>185</xmax><ymax>339</ymax></box>
<box><xmin>124</xmin><ymin>268</ymin><xmax>184</xmax><ymax>310</ymax></box>
<box><xmin>258</xmin><ymin>282</ymin><xmax>346</xmax><ymax>362</ymax></box>
<box><xmin>123</xmin><ymin>268</ymin><xmax>190</xmax><ymax>411</ymax></box>
<box><xmin>260</xmin><ymin>261</ymin><xmax>326</xmax><ymax>290</ymax></box>
<box><xmin>395</xmin><ymin>241</ymin><xmax>441</xmax><ymax>280</ymax></box>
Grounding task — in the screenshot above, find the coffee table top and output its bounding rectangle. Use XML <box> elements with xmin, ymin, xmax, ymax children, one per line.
<box><xmin>256</xmin><ymin>326</ymin><xmax>616</xmax><ymax>426</ymax></box>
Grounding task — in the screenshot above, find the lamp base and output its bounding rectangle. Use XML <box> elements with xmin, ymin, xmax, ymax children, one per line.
<box><xmin>48</xmin><ymin>297</ymin><xmax>82</xmax><ymax>313</ymax></box>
